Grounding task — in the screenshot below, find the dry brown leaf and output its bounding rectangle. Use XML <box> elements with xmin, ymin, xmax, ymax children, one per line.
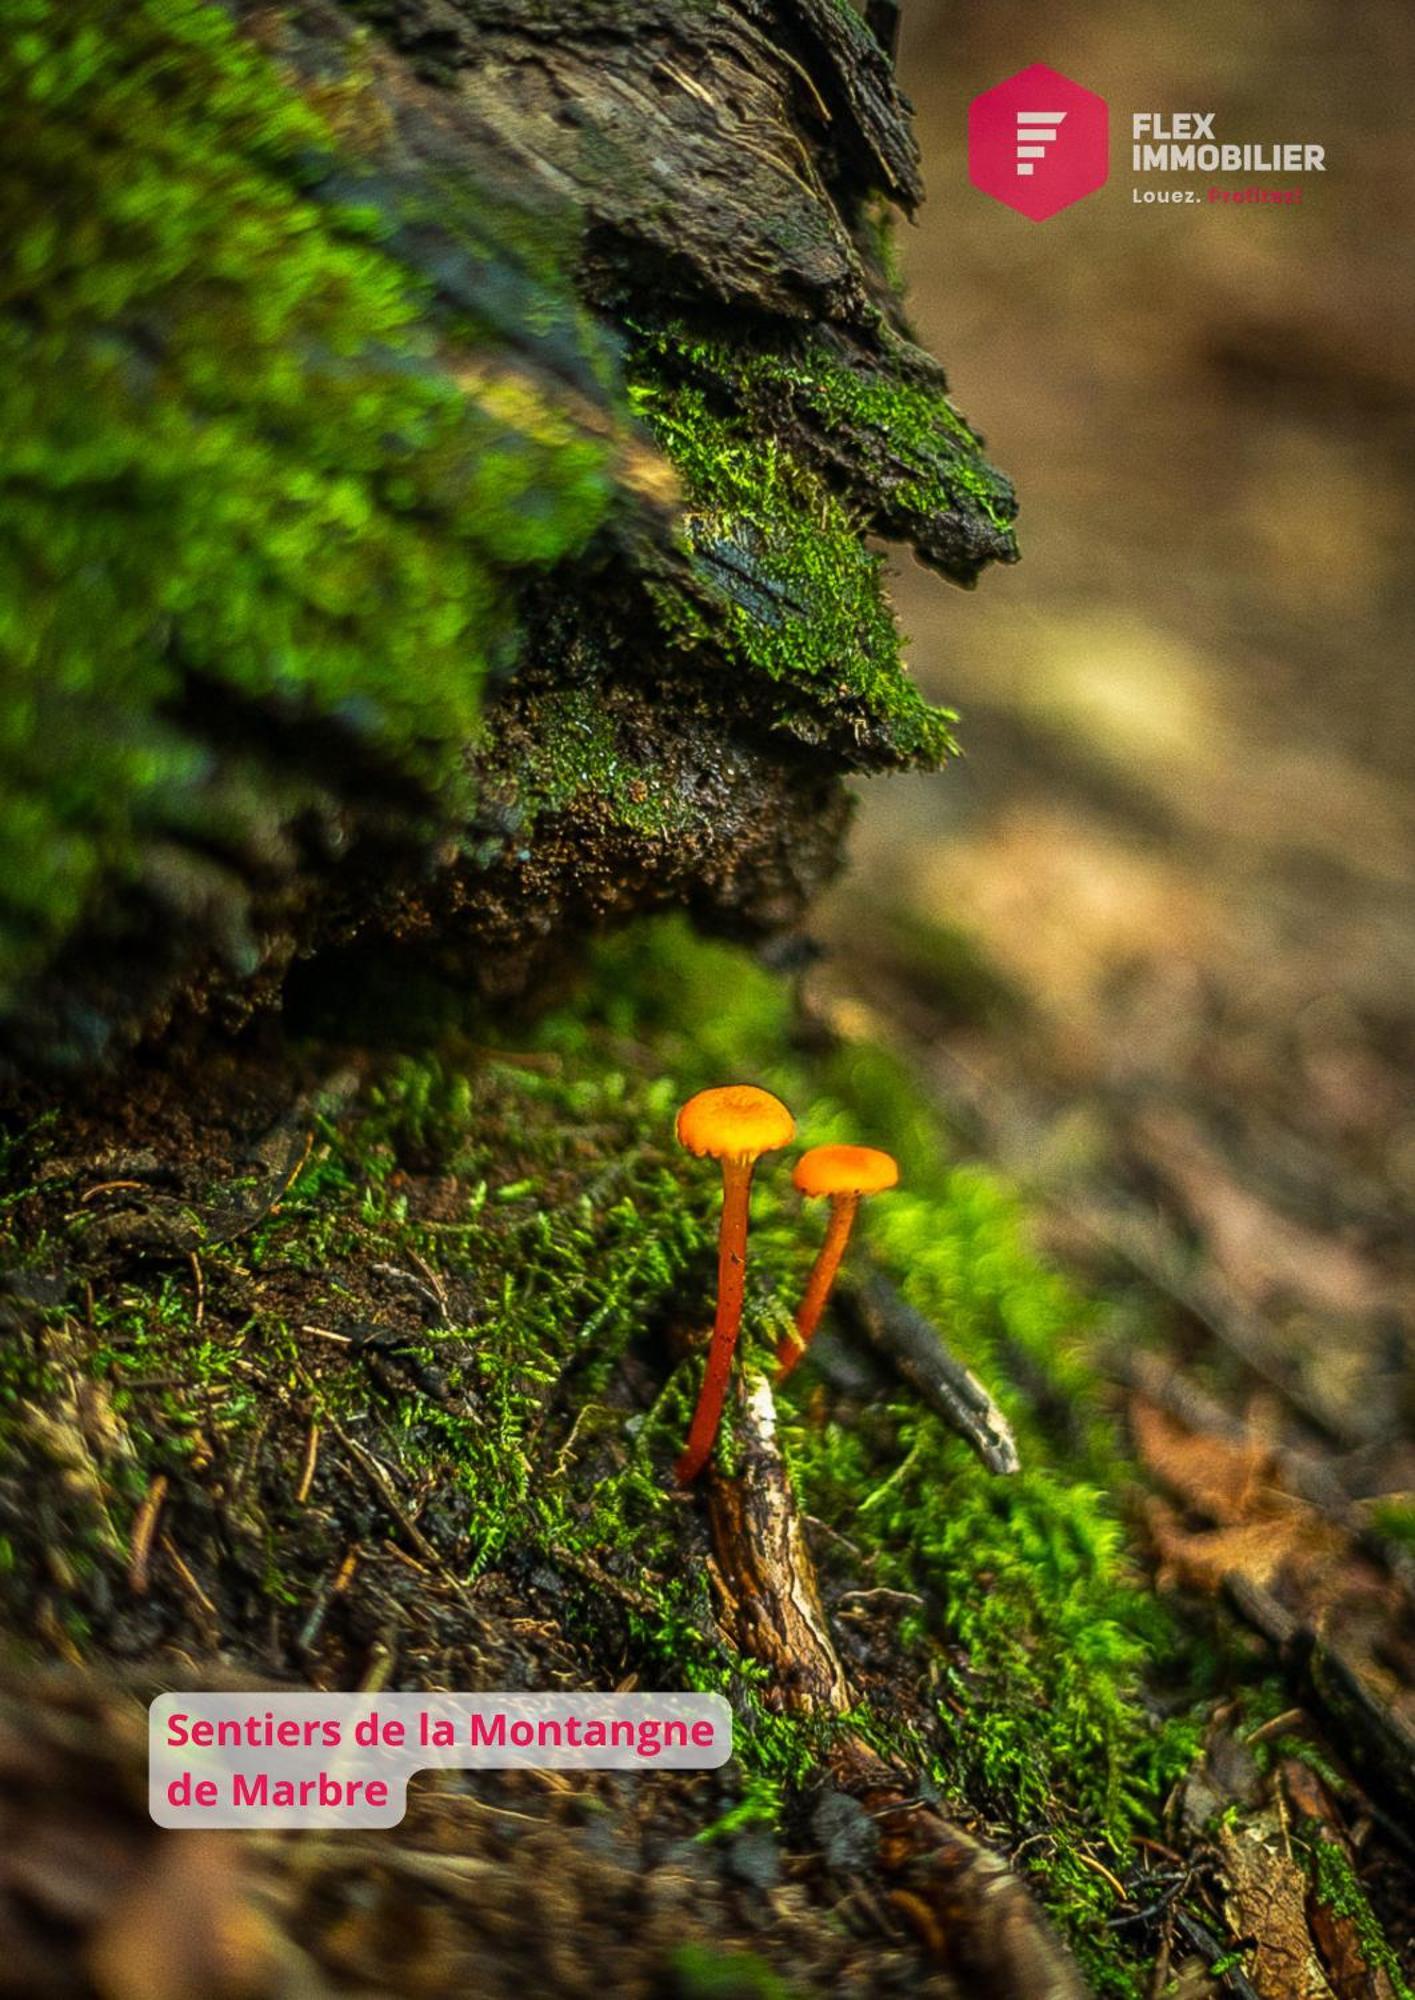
<box><xmin>1145</xmin><ymin>1497</ymin><xmax>1343</xmax><ymax>1596</ymax></box>
<box><xmin>1134</xmin><ymin>1395</ymin><xmax>1359</xmax><ymax>1608</ymax></box>
<box><xmin>1131</xmin><ymin>1395</ymin><xmax>1277</xmax><ymax>1523</ymax></box>
<box><xmin>1217</xmin><ymin>1811</ymin><xmax>1337</xmax><ymax>2000</ymax></box>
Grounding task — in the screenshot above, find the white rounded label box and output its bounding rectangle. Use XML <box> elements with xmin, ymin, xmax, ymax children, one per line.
<box><xmin>150</xmin><ymin>1690</ymin><xmax>733</xmax><ymax>1828</ymax></box>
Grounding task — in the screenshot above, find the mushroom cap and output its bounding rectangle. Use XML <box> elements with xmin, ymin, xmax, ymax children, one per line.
<box><xmin>792</xmin><ymin>1144</ymin><xmax>899</xmax><ymax>1199</ymax></box>
<box><xmin>676</xmin><ymin>1085</ymin><xmax>795</xmax><ymax>1161</ymax></box>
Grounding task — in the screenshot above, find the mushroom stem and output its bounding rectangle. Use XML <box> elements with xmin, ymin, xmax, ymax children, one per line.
<box><xmin>776</xmin><ymin>1192</ymin><xmax>859</xmax><ymax>1380</ymax></box>
<box><xmin>676</xmin><ymin>1155</ymin><xmax>755</xmax><ymax>1483</ymax></box>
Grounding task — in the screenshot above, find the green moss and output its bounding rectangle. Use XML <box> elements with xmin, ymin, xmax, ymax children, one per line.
<box><xmin>1</xmin><ymin>4</ymin><xmax>1026</xmax><ymax>1052</ymax></box>
<box><xmin>855</xmin><ymin>195</ymin><xmax>905</xmax><ymax>292</ymax></box>
<box><xmin>540</xmin><ymin>926</ymin><xmax>1221</xmax><ymax>1992</ymax></box>
<box><xmin>0</xmin><ymin>0</ymin><xmax>620</xmax><ymax>1005</ymax></box>
<box><xmin>743</xmin><ymin>329</ymin><xmax>1018</xmax><ymax>534</ymax></box>
<box><xmin>617</xmin><ymin>306</ymin><xmax>1019</xmax><ymax>769</ymax></box>
<box><xmin>1305</xmin><ymin>1835</ymin><xmax>1415</xmax><ymax>2000</ymax></box>
<box><xmin>487</xmin><ymin>687</ymin><xmax>699</xmax><ymax>840</ymax></box>
<box><xmin>775</xmin><ymin>1174</ymin><xmax>1207</xmax><ymax>1990</ymax></box>
<box><xmin>0</xmin><ymin>919</ymin><xmax>1269</xmax><ymax>1994</ymax></box>
<box><xmin>455</xmin><ymin>926</ymin><xmax>1199</xmax><ymax>1968</ymax></box>
<box><xmin>630</xmin><ymin>316</ymin><xmax>1018</xmax><ymax>553</ymax></box>
<box><xmin>668</xmin><ymin>1941</ymin><xmax>798</xmax><ymax>2000</ymax></box>
<box><xmin>628</xmin><ymin>371</ymin><xmax>956</xmax><ymax>765</ymax></box>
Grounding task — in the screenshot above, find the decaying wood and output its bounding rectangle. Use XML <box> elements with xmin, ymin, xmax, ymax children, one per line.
<box><xmin>6</xmin><ymin>0</ymin><xmax>1017</xmax><ymax>1070</ymax></box>
<box><xmin>707</xmin><ymin>1375</ymin><xmax>854</xmax><ymax>1717</ymax></box>
<box><xmin>845</xmin><ymin>1272</ymin><xmax>1021</xmax><ymax>1474</ymax></box>
<box><xmin>1224</xmin><ymin>1573</ymin><xmax>1415</xmax><ymax>1828</ymax></box>
<box><xmin>337</xmin><ymin>0</ymin><xmax>924</xmax><ymax>325</ymax></box>
<box><xmin>706</xmin><ymin>1372</ymin><xmax>1090</xmax><ymax>1999</ymax></box>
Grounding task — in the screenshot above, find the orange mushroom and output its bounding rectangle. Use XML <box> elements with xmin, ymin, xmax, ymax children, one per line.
<box><xmin>674</xmin><ymin>1085</ymin><xmax>795</xmax><ymax>1484</ymax></box>
<box><xmin>776</xmin><ymin>1144</ymin><xmax>898</xmax><ymax>1380</ymax></box>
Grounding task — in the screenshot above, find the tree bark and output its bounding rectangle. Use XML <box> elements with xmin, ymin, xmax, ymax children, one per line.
<box><xmin>0</xmin><ymin>0</ymin><xmax>1015</xmax><ymax>1070</ymax></box>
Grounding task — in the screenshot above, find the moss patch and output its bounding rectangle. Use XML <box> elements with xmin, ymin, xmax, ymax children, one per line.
<box><xmin>615</xmin><ymin>307</ymin><xmax>1018</xmax><ymax>771</ymax></box>
<box><xmin>1</xmin><ymin>5</ymin><xmax>1022</xmax><ymax>1061</ymax></box>
<box><xmin>1304</xmin><ymin>1833</ymin><xmax>1415</xmax><ymax>2000</ymax></box>
<box><xmin>0</xmin><ymin>0</ymin><xmax>621</xmax><ymax>1021</ymax></box>
<box><xmin>0</xmin><ymin>919</ymin><xmax>1272</xmax><ymax>1994</ymax></box>
<box><xmin>628</xmin><ymin>370</ymin><xmax>956</xmax><ymax>767</ymax></box>
<box><xmin>633</xmin><ymin>316</ymin><xmax>1018</xmax><ymax>550</ymax></box>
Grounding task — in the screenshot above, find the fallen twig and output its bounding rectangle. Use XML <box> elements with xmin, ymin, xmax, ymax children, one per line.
<box><xmin>844</xmin><ymin>1272</ymin><xmax>1021</xmax><ymax>1474</ymax></box>
<box><xmin>1171</xmin><ymin>1908</ymin><xmax>1263</xmax><ymax>2000</ymax></box>
<box><xmin>306</xmin><ymin>1396</ymin><xmax>477</xmax><ymax>1611</ymax></box>
<box><xmin>549</xmin><ymin>1545</ymin><xmax>675</xmax><ymax>1624</ymax></box>
<box><xmin>296</xmin><ymin>1546</ymin><xmax>360</xmax><ymax>1659</ymax></box>
<box><xmin>371</xmin><ymin>1261</ymin><xmax>450</xmax><ymax>1326</ymax></box>
<box><xmin>126</xmin><ymin>1473</ymin><xmax>168</xmax><ymax>1595</ymax></box>
<box><xmin>157</xmin><ymin>1532</ymin><xmax>218</xmax><ymax>1624</ymax></box>
<box><xmin>294</xmin><ymin>1421</ymin><xmax>321</xmax><ymax>1507</ymax></box>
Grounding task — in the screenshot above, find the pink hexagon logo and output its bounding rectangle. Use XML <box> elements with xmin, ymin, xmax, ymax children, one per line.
<box><xmin>968</xmin><ymin>65</ymin><xmax>1108</xmax><ymax>221</ymax></box>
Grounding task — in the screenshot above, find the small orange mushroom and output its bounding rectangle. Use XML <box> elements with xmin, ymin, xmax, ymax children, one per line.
<box><xmin>674</xmin><ymin>1085</ymin><xmax>795</xmax><ymax>1484</ymax></box>
<box><xmin>776</xmin><ymin>1144</ymin><xmax>898</xmax><ymax>1380</ymax></box>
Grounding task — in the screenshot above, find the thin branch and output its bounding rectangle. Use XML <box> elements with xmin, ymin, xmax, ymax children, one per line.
<box><xmin>844</xmin><ymin>1272</ymin><xmax>1020</xmax><ymax>1474</ymax></box>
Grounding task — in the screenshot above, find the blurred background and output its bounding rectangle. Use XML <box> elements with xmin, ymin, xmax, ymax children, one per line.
<box><xmin>819</xmin><ymin>0</ymin><xmax>1414</xmax><ymax>1460</ymax></box>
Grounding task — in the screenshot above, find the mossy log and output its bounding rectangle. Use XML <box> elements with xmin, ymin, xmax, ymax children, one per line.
<box><xmin>0</xmin><ymin>0</ymin><xmax>1014</xmax><ymax>1071</ymax></box>
<box><xmin>6</xmin><ymin>8</ymin><xmax>1413</xmax><ymax>1999</ymax></box>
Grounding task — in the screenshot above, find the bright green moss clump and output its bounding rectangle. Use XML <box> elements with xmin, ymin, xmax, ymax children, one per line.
<box><xmin>624</xmin><ymin>308</ymin><xmax>1017</xmax><ymax>766</ymax></box>
<box><xmin>0</xmin><ymin>0</ymin><xmax>619</xmax><ymax>1005</ymax></box>
<box><xmin>630</xmin><ymin>371</ymin><xmax>958</xmax><ymax>765</ymax></box>
<box><xmin>634</xmin><ymin>316</ymin><xmax>1018</xmax><ymax>545</ymax></box>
